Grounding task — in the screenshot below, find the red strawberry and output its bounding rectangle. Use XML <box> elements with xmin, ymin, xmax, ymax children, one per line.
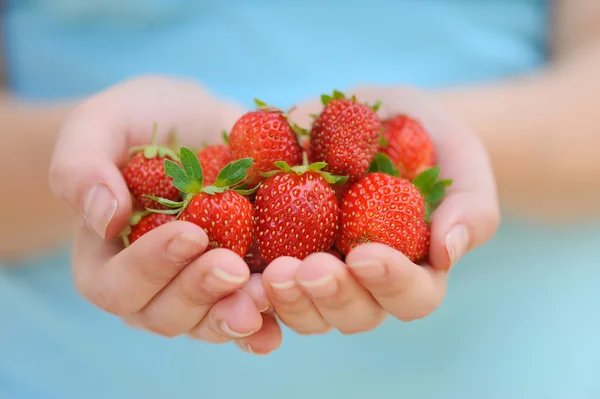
<box><xmin>244</xmin><ymin>239</ymin><xmax>267</xmax><ymax>273</ymax></box>
<box><xmin>197</xmin><ymin>143</ymin><xmax>231</xmax><ymax>186</ymax></box>
<box><xmin>120</xmin><ymin>211</ymin><xmax>175</xmax><ymax>247</ymax></box>
<box><xmin>254</xmin><ymin>161</ymin><xmax>346</xmax><ymax>263</ymax></box>
<box><xmin>336</xmin><ymin>167</ymin><xmax>451</xmax><ymax>263</ymax></box>
<box><xmin>229</xmin><ymin>100</ymin><xmax>303</xmax><ymax>187</ymax></box>
<box><xmin>151</xmin><ymin>148</ymin><xmax>255</xmax><ymax>257</ymax></box>
<box><xmin>123</xmin><ymin>124</ymin><xmax>181</xmax><ymax>210</ymax></box>
<box><xmin>381</xmin><ymin>115</ymin><xmax>436</xmax><ymax>180</ymax></box>
<box><xmin>310</xmin><ymin>91</ymin><xmax>382</xmax><ymax>183</ymax></box>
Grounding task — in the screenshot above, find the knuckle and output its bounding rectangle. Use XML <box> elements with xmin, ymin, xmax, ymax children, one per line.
<box><xmin>142</xmin><ymin>319</ymin><xmax>181</xmax><ymax>338</ymax></box>
<box><xmin>290</xmin><ymin>324</ymin><xmax>332</xmax><ymax>336</ymax></box>
<box><xmin>84</xmin><ymin>285</ymin><xmax>125</xmax><ymax>316</ymax></box>
<box><xmin>396</xmin><ymin>298</ymin><xmax>442</xmax><ymax>322</ymax></box>
<box><xmin>338</xmin><ymin>311</ymin><xmax>386</xmax><ymax>335</ymax></box>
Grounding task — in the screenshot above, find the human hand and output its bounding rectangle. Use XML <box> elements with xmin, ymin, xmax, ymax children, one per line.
<box><xmin>261</xmin><ymin>86</ymin><xmax>500</xmax><ymax>335</ymax></box>
<box><xmin>49</xmin><ymin>76</ymin><xmax>281</xmax><ymax>355</ymax></box>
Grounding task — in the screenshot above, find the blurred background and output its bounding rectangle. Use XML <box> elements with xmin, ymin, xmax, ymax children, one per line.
<box><xmin>1</xmin><ymin>1</ymin><xmax>599</xmax><ymax>398</ymax></box>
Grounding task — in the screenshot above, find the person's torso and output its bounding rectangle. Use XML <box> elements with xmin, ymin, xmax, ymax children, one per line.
<box><xmin>3</xmin><ymin>1</ymin><xmax>600</xmax><ymax>399</ymax></box>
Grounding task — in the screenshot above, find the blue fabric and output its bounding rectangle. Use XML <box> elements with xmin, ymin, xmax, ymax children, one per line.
<box><xmin>3</xmin><ymin>1</ymin><xmax>600</xmax><ymax>398</ymax></box>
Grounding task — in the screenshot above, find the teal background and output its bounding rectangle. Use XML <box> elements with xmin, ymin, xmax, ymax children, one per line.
<box><xmin>2</xmin><ymin>1</ymin><xmax>600</xmax><ymax>398</ymax></box>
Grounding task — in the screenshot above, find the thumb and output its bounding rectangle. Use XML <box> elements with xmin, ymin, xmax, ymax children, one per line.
<box><xmin>49</xmin><ymin>103</ymin><xmax>134</xmax><ymax>239</ymax></box>
<box><xmin>426</xmin><ymin>131</ymin><xmax>501</xmax><ymax>271</ymax></box>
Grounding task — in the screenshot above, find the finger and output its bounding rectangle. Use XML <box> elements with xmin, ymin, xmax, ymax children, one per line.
<box><xmin>262</xmin><ymin>257</ymin><xmax>330</xmax><ymax>335</ymax></box>
<box><xmin>295</xmin><ymin>253</ymin><xmax>386</xmax><ymax>335</ymax></box>
<box><xmin>49</xmin><ymin>101</ymin><xmax>135</xmax><ymax>239</ymax></box>
<box><xmin>235</xmin><ymin>313</ymin><xmax>282</xmax><ymax>355</ymax></box>
<box><xmin>187</xmin><ymin>289</ymin><xmax>263</xmax><ymax>344</ymax></box>
<box><xmin>240</xmin><ymin>273</ymin><xmax>272</xmax><ymax>313</ymax></box>
<box><xmin>72</xmin><ymin>220</ymin><xmax>208</xmax><ymax>316</ymax></box>
<box><xmin>346</xmin><ymin>243</ymin><xmax>447</xmax><ymax>322</ymax></box>
<box><xmin>127</xmin><ymin>248</ymin><xmax>250</xmax><ymax>337</ymax></box>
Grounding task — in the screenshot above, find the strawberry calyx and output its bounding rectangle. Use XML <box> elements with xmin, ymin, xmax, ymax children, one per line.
<box><xmin>261</xmin><ymin>152</ymin><xmax>349</xmax><ymax>185</ymax></box>
<box><xmin>368</xmin><ymin>152</ymin><xmax>400</xmax><ymax>177</ymax></box>
<box><xmin>412</xmin><ymin>166</ymin><xmax>453</xmax><ymax>223</ymax></box>
<box><xmin>320</xmin><ymin>90</ymin><xmax>382</xmax><ymax>112</ymax></box>
<box><xmin>146</xmin><ymin>147</ymin><xmax>254</xmax><ymax>216</ymax></box>
<box><xmin>129</xmin><ymin>122</ymin><xmax>180</xmax><ymax>161</ymax></box>
<box><xmin>118</xmin><ymin>209</ymin><xmax>151</xmax><ymax>248</ymax></box>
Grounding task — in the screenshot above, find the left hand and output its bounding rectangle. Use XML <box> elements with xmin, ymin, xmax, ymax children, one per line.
<box><xmin>261</xmin><ymin>86</ymin><xmax>500</xmax><ymax>335</ymax></box>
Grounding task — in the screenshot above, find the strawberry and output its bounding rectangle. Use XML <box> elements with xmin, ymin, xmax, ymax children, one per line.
<box><xmin>197</xmin><ymin>143</ymin><xmax>231</xmax><ymax>186</ymax></box>
<box><xmin>336</xmin><ymin>166</ymin><xmax>451</xmax><ymax>263</ymax></box>
<box><xmin>244</xmin><ymin>238</ymin><xmax>267</xmax><ymax>273</ymax></box>
<box><xmin>381</xmin><ymin>115</ymin><xmax>436</xmax><ymax>180</ymax></box>
<box><xmin>120</xmin><ymin>211</ymin><xmax>176</xmax><ymax>247</ymax></box>
<box><xmin>228</xmin><ymin>100</ymin><xmax>303</xmax><ymax>187</ymax></box>
<box><xmin>254</xmin><ymin>160</ymin><xmax>347</xmax><ymax>263</ymax></box>
<box><xmin>150</xmin><ymin>147</ymin><xmax>255</xmax><ymax>257</ymax></box>
<box><xmin>310</xmin><ymin>90</ymin><xmax>382</xmax><ymax>183</ymax></box>
<box><xmin>123</xmin><ymin>124</ymin><xmax>181</xmax><ymax>210</ymax></box>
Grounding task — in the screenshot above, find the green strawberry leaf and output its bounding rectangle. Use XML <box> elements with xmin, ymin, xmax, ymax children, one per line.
<box><xmin>222</xmin><ymin>130</ymin><xmax>229</xmax><ymax>145</ymax></box>
<box><xmin>370</xmin><ymin>100</ymin><xmax>382</xmax><ymax>112</ymax></box>
<box><xmin>412</xmin><ymin>166</ymin><xmax>440</xmax><ymax>194</ymax></box>
<box><xmin>320</xmin><ymin>172</ymin><xmax>349</xmax><ymax>185</ymax></box>
<box><xmin>233</xmin><ymin>184</ymin><xmax>260</xmax><ymax>196</ymax></box>
<box><xmin>254</xmin><ymin>98</ymin><xmax>269</xmax><ymax>109</ymax></box>
<box><xmin>201</xmin><ymin>185</ymin><xmax>227</xmax><ymax>195</ymax></box>
<box><xmin>128</xmin><ymin>210</ymin><xmax>150</xmax><ymax>226</ymax></box>
<box><xmin>307</xmin><ymin>162</ymin><xmax>327</xmax><ymax>172</ymax></box>
<box><xmin>423</xmin><ymin>179</ymin><xmax>453</xmax><ymax>206</ymax></box>
<box><xmin>379</xmin><ymin>135</ymin><xmax>389</xmax><ymax>147</ymax></box>
<box><xmin>144</xmin><ymin>195</ymin><xmax>184</xmax><ymax>209</ymax></box>
<box><xmin>309</xmin><ymin>113</ymin><xmax>320</xmax><ymax>119</ymax></box>
<box><xmin>272</xmin><ymin>161</ymin><xmax>294</xmax><ymax>173</ymax></box>
<box><xmin>413</xmin><ymin>167</ymin><xmax>453</xmax><ymax>223</ymax></box>
<box><xmin>368</xmin><ymin>152</ymin><xmax>400</xmax><ymax>177</ymax></box>
<box><xmin>332</xmin><ymin>90</ymin><xmax>346</xmax><ymax>100</ymax></box>
<box><xmin>291</xmin><ymin>123</ymin><xmax>310</xmax><ymax>137</ymax></box>
<box><xmin>179</xmin><ymin>147</ymin><xmax>204</xmax><ymax>191</ymax></box>
<box><xmin>145</xmin><ymin>208</ymin><xmax>181</xmax><ymax>215</ymax></box>
<box><xmin>321</xmin><ymin>94</ymin><xmax>333</xmax><ymax>106</ymax></box>
<box><xmin>164</xmin><ymin>159</ymin><xmax>193</xmax><ymax>192</ymax></box>
<box><xmin>213</xmin><ymin>158</ymin><xmax>253</xmax><ymax>188</ymax></box>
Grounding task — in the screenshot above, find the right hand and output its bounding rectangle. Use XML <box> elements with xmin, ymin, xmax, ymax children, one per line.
<box><xmin>49</xmin><ymin>76</ymin><xmax>281</xmax><ymax>355</ymax></box>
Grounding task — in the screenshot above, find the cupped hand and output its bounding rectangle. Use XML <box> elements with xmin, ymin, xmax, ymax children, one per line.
<box><xmin>49</xmin><ymin>76</ymin><xmax>281</xmax><ymax>355</ymax></box>
<box><xmin>262</xmin><ymin>86</ymin><xmax>500</xmax><ymax>335</ymax></box>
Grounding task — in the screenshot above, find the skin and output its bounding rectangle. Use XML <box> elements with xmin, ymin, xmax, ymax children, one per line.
<box><xmin>0</xmin><ymin>0</ymin><xmax>597</xmax><ymax>353</ymax></box>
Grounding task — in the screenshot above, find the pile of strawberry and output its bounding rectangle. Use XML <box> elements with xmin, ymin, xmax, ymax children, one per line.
<box><xmin>120</xmin><ymin>91</ymin><xmax>451</xmax><ymax>273</ymax></box>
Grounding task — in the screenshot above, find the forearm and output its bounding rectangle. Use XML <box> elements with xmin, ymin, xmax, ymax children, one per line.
<box><xmin>0</xmin><ymin>94</ymin><xmax>76</xmax><ymax>258</ymax></box>
<box><xmin>431</xmin><ymin>45</ymin><xmax>600</xmax><ymax>220</ymax></box>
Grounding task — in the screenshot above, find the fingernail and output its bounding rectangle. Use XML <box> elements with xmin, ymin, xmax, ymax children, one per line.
<box><xmin>347</xmin><ymin>261</ymin><xmax>386</xmax><ymax>282</ymax></box>
<box><xmin>166</xmin><ymin>232</ymin><xmax>207</xmax><ymax>263</ymax></box>
<box><xmin>270</xmin><ymin>280</ymin><xmax>302</xmax><ymax>302</ymax></box>
<box><xmin>298</xmin><ymin>275</ymin><xmax>337</xmax><ymax>298</ymax></box>
<box><xmin>83</xmin><ymin>184</ymin><xmax>117</xmax><ymax>238</ymax></box>
<box><xmin>446</xmin><ymin>224</ymin><xmax>469</xmax><ymax>267</ymax></box>
<box><xmin>203</xmin><ymin>268</ymin><xmax>247</xmax><ymax>292</ymax></box>
<box><xmin>220</xmin><ymin>321</ymin><xmax>255</xmax><ymax>338</ymax></box>
<box><xmin>235</xmin><ymin>341</ymin><xmax>256</xmax><ymax>355</ymax></box>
